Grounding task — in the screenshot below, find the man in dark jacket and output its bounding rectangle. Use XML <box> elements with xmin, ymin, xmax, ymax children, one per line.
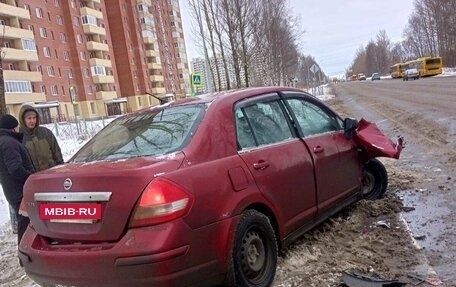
<box><xmin>19</xmin><ymin>105</ymin><xmax>63</xmax><ymax>171</ymax></box>
<box><xmin>0</xmin><ymin>114</ymin><xmax>35</xmax><ymax>246</ymax></box>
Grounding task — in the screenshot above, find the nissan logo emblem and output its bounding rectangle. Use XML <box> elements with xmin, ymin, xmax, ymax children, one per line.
<box><xmin>63</xmin><ymin>178</ymin><xmax>73</xmax><ymax>190</ymax></box>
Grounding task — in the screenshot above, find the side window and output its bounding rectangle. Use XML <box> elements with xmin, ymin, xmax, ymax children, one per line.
<box><xmin>286</xmin><ymin>98</ymin><xmax>341</xmax><ymax>136</ymax></box>
<box><xmin>242</xmin><ymin>101</ymin><xmax>292</xmax><ymax>147</ymax></box>
<box><xmin>235</xmin><ymin>109</ymin><xmax>256</xmax><ymax>149</ymax></box>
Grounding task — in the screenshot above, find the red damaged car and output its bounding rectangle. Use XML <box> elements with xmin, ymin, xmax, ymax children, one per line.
<box><xmin>19</xmin><ymin>87</ymin><xmax>402</xmax><ymax>287</ymax></box>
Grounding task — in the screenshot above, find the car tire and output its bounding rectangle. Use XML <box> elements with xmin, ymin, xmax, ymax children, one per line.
<box><xmin>361</xmin><ymin>159</ymin><xmax>388</xmax><ymax>200</ymax></box>
<box><xmin>224</xmin><ymin>210</ymin><xmax>277</xmax><ymax>287</ymax></box>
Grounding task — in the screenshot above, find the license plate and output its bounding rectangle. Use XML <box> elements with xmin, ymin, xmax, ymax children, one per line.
<box><xmin>40</xmin><ymin>203</ymin><xmax>102</xmax><ymax>221</ymax></box>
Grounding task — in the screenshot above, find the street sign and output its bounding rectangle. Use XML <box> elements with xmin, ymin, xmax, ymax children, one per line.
<box><xmin>191</xmin><ymin>73</ymin><xmax>203</xmax><ymax>87</ymax></box>
<box><xmin>310</xmin><ymin>64</ymin><xmax>319</xmax><ymax>74</ymax></box>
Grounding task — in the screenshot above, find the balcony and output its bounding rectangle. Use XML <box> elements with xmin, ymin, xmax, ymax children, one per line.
<box><xmin>143</xmin><ymin>36</ymin><xmax>156</xmax><ymax>44</ymax></box>
<box><xmin>92</xmin><ymin>75</ymin><xmax>115</xmax><ymax>84</ymax></box>
<box><xmin>136</xmin><ymin>0</ymin><xmax>152</xmax><ymax>5</ymax></box>
<box><xmin>3</xmin><ymin>70</ymin><xmax>42</xmax><ymax>82</ymax></box>
<box><xmin>83</xmin><ymin>25</ymin><xmax>106</xmax><ymax>36</ymax></box>
<box><xmin>145</xmin><ymin>50</ymin><xmax>159</xmax><ymax>57</ymax></box>
<box><xmin>2</xmin><ymin>48</ymin><xmax>38</xmax><ymax>62</ymax></box>
<box><xmin>147</xmin><ymin>62</ymin><xmax>162</xmax><ymax>70</ymax></box>
<box><xmin>80</xmin><ymin>7</ymin><xmax>103</xmax><ymax>19</ymax></box>
<box><xmin>0</xmin><ymin>3</ymin><xmax>30</xmax><ymax>20</ymax></box>
<box><xmin>6</xmin><ymin>92</ymin><xmax>46</xmax><ymax>105</ymax></box>
<box><xmin>0</xmin><ymin>25</ymin><xmax>34</xmax><ymax>40</ymax></box>
<box><xmin>89</xmin><ymin>58</ymin><xmax>112</xmax><ymax>67</ymax></box>
<box><xmin>150</xmin><ymin>75</ymin><xmax>164</xmax><ymax>82</ymax></box>
<box><xmin>95</xmin><ymin>91</ymin><xmax>117</xmax><ymax>100</ymax></box>
<box><xmin>86</xmin><ymin>41</ymin><xmax>109</xmax><ymax>51</ymax></box>
<box><xmin>151</xmin><ymin>87</ymin><xmax>166</xmax><ymax>94</ymax></box>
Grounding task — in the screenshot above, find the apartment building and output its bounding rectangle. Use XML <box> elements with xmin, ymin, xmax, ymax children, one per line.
<box><xmin>0</xmin><ymin>0</ymin><xmax>190</xmax><ymax>122</ymax></box>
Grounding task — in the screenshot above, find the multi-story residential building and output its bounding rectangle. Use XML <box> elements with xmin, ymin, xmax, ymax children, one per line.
<box><xmin>1</xmin><ymin>1</ymin><xmax>45</xmax><ymax>117</ymax></box>
<box><xmin>190</xmin><ymin>55</ymin><xmax>241</xmax><ymax>93</ymax></box>
<box><xmin>0</xmin><ymin>0</ymin><xmax>190</xmax><ymax>122</ymax></box>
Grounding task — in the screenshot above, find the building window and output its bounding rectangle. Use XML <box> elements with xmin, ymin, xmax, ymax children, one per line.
<box><xmin>170</xmin><ymin>21</ymin><xmax>175</xmax><ymax>26</ymax></box>
<box><xmin>8</xmin><ymin>64</ymin><xmax>15</xmax><ymax>70</ymax></box>
<box><xmin>83</xmin><ymin>68</ymin><xmax>89</xmax><ymax>77</ymax></box>
<box><xmin>60</xmin><ymin>33</ymin><xmax>67</xmax><ymax>43</ymax></box>
<box><xmin>22</xmin><ymin>39</ymin><xmax>37</xmax><ymax>51</ymax></box>
<box><xmin>79</xmin><ymin>51</ymin><xmax>86</xmax><ymax>60</ymax></box>
<box><xmin>91</xmin><ymin>66</ymin><xmax>106</xmax><ymax>76</ymax></box>
<box><xmin>73</xmin><ymin>16</ymin><xmax>80</xmax><ymax>26</ymax></box>
<box><xmin>39</xmin><ymin>27</ymin><xmax>47</xmax><ymax>38</ymax></box>
<box><xmin>56</xmin><ymin>15</ymin><xmax>63</xmax><ymax>25</ymax></box>
<box><xmin>37</xmin><ymin>65</ymin><xmax>42</xmax><ymax>73</ymax></box>
<box><xmin>54</xmin><ymin>0</ymin><xmax>60</xmax><ymax>7</ymax></box>
<box><xmin>68</xmin><ymin>69</ymin><xmax>73</xmax><ymax>79</ymax></box>
<box><xmin>0</xmin><ymin>19</ymin><xmax>6</xmax><ymax>26</ymax></box>
<box><xmin>137</xmin><ymin>4</ymin><xmax>147</xmax><ymax>11</ymax></box>
<box><xmin>47</xmin><ymin>66</ymin><xmax>55</xmax><ymax>76</ymax></box>
<box><xmin>51</xmin><ymin>85</ymin><xmax>58</xmax><ymax>95</ymax></box>
<box><xmin>36</xmin><ymin>8</ymin><xmax>43</xmax><ymax>18</ymax></box>
<box><xmin>81</xmin><ymin>15</ymin><xmax>97</xmax><ymax>26</ymax></box>
<box><xmin>43</xmin><ymin>47</ymin><xmax>51</xmax><ymax>57</ymax></box>
<box><xmin>70</xmin><ymin>0</ymin><xmax>76</xmax><ymax>9</ymax></box>
<box><xmin>27</xmin><ymin>25</ymin><xmax>34</xmax><ymax>33</ymax></box>
<box><xmin>90</xmin><ymin>102</ymin><xmax>96</xmax><ymax>114</ymax></box>
<box><xmin>40</xmin><ymin>85</ymin><xmax>46</xmax><ymax>93</ymax></box>
<box><xmin>63</xmin><ymin>51</ymin><xmax>70</xmax><ymax>61</ymax></box>
<box><xmin>24</xmin><ymin>4</ymin><xmax>30</xmax><ymax>11</ymax></box>
<box><xmin>77</xmin><ymin>34</ymin><xmax>83</xmax><ymax>44</ymax></box>
<box><xmin>5</xmin><ymin>81</ymin><xmax>33</xmax><ymax>93</ymax></box>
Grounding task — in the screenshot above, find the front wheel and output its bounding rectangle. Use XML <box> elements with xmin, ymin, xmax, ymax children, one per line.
<box><xmin>361</xmin><ymin>159</ymin><xmax>388</xmax><ymax>200</ymax></box>
<box><xmin>225</xmin><ymin>210</ymin><xmax>277</xmax><ymax>287</ymax></box>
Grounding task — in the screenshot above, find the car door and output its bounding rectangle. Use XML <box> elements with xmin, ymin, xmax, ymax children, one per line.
<box><xmin>281</xmin><ymin>92</ymin><xmax>361</xmax><ymax>214</ymax></box>
<box><xmin>235</xmin><ymin>93</ymin><xmax>317</xmax><ymax>236</ymax></box>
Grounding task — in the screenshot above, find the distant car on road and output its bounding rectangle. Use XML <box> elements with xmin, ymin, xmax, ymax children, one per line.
<box><xmin>371</xmin><ymin>73</ymin><xmax>381</xmax><ymax>81</ymax></box>
<box><xmin>403</xmin><ymin>68</ymin><xmax>420</xmax><ymax>81</ymax></box>
<box><xmin>358</xmin><ymin>73</ymin><xmax>366</xmax><ymax>81</ymax></box>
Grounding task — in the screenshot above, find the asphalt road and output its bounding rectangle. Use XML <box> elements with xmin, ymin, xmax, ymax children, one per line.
<box><xmin>332</xmin><ymin>75</ymin><xmax>456</xmax><ymax>284</ymax></box>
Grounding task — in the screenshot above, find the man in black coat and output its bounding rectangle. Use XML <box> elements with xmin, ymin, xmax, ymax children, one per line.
<box><xmin>0</xmin><ymin>114</ymin><xmax>35</xmax><ymax>247</ymax></box>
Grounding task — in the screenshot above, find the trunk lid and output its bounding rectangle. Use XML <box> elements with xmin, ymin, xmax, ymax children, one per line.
<box><xmin>23</xmin><ymin>152</ymin><xmax>184</xmax><ymax>242</ymax></box>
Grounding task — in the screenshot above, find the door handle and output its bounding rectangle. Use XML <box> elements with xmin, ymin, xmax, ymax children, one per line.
<box><xmin>313</xmin><ymin>146</ymin><xmax>324</xmax><ymax>153</ymax></box>
<box><xmin>253</xmin><ymin>160</ymin><xmax>269</xmax><ymax>170</ymax></box>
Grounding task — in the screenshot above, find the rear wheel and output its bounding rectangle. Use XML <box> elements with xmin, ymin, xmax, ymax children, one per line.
<box><xmin>361</xmin><ymin>159</ymin><xmax>388</xmax><ymax>200</ymax></box>
<box><xmin>225</xmin><ymin>210</ymin><xmax>277</xmax><ymax>287</ymax></box>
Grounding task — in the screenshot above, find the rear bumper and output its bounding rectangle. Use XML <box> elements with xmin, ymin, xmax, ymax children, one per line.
<box><xmin>19</xmin><ymin>218</ymin><xmax>235</xmax><ymax>287</ymax></box>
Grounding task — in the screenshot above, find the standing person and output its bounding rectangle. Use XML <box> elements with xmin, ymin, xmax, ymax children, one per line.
<box><xmin>19</xmin><ymin>105</ymin><xmax>63</xmax><ymax>171</ymax></box>
<box><xmin>0</xmin><ymin>114</ymin><xmax>35</xmax><ymax>247</ymax></box>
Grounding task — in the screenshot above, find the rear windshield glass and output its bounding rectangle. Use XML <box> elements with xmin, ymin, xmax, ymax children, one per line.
<box><xmin>72</xmin><ymin>104</ymin><xmax>205</xmax><ymax>162</ymax></box>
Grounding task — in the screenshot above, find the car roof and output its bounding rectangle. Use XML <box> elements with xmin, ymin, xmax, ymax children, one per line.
<box><xmin>137</xmin><ymin>86</ymin><xmax>306</xmax><ymax>114</ymax></box>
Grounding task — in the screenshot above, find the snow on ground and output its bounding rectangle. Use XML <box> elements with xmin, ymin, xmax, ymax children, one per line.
<box><xmin>438</xmin><ymin>67</ymin><xmax>456</xmax><ymax>77</ymax></box>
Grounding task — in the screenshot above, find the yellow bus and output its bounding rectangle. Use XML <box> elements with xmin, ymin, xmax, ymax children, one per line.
<box><xmin>407</xmin><ymin>57</ymin><xmax>443</xmax><ymax>77</ymax></box>
<box><xmin>390</xmin><ymin>63</ymin><xmax>403</xmax><ymax>78</ymax></box>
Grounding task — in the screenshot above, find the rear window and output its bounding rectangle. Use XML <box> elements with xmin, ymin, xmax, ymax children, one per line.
<box><xmin>72</xmin><ymin>104</ymin><xmax>205</xmax><ymax>162</ymax></box>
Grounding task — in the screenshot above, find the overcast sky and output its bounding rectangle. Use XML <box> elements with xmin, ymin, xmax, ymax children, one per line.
<box><xmin>180</xmin><ymin>0</ymin><xmax>415</xmax><ymax>76</ymax></box>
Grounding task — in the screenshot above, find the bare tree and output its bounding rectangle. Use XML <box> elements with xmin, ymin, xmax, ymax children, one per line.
<box><xmin>201</xmin><ymin>0</ymin><xmax>221</xmax><ymax>91</ymax></box>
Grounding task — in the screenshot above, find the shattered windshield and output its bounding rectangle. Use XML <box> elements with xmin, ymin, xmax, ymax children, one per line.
<box><xmin>72</xmin><ymin>104</ymin><xmax>205</xmax><ymax>162</ymax></box>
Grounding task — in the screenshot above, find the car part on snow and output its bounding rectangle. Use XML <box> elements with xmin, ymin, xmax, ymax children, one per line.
<box><xmin>408</xmin><ymin>274</ymin><xmax>443</xmax><ymax>286</ymax></box>
<box><xmin>342</xmin><ymin>270</ymin><xmax>406</xmax><ymax>287</ymax></box>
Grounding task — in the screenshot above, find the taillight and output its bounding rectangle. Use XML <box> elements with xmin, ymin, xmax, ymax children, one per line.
<box><xmin>129</xmin><ymin>179</ymin><xmax>193</xmax><ymax>228</ymax></box>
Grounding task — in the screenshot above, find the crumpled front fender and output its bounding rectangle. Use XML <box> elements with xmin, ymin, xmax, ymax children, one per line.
<box><xmin>353</xmin><ymin>118</ymin><xmax>404</xmax><ymax>159</ymax></box>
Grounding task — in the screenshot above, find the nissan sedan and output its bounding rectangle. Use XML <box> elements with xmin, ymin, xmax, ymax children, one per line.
<box><xmin>19</xmin><ymin>87</ymin><xmax>402</xmax><ymax>287</ymax></box>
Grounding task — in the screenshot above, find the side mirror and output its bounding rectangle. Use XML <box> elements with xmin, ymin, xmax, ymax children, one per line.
<box><xmin>343</xmin><ymin>118</ymin><xmax>358</xmax><ymax>139</ymax></box>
